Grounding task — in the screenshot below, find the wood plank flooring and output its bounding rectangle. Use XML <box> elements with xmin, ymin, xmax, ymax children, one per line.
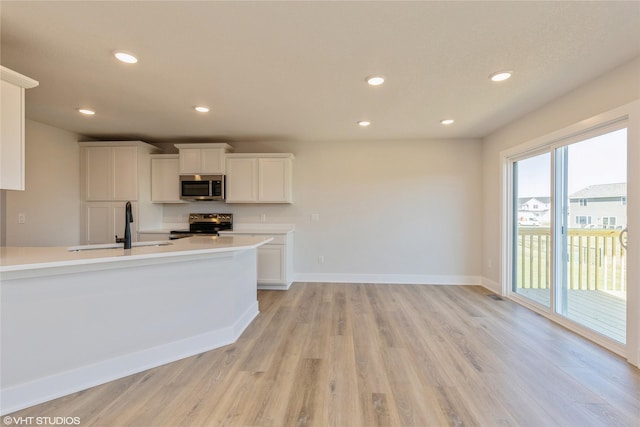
<box><xmin>6</xmin><ymin>284</ymin><xmax>640</xmax><ymax>426</ymax></box>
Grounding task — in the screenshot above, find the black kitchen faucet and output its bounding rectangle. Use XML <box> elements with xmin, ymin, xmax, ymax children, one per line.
<box><xmin>115</xmin><ymin>201</ymin><xmax>134</xmax><ymax>249</ymax></box>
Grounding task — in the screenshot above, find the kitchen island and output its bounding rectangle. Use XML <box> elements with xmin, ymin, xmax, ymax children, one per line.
<box><xmin>0</xmin><ymin>235</ymin><xmax>271</xmax><ymax>414</ymax></box>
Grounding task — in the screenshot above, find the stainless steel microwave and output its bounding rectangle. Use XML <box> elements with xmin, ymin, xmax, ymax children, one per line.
<box><xmin>179</xmin><ymin>174</ymin><xmax>225</xmax><ymax>201</ymax></box>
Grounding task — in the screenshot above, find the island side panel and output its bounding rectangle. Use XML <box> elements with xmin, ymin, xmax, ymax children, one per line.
<box><xmin>231</xmin><ymin>247</ymin><xmax>260</xmax><ymax>337</ymax></box>
<box><xmin>0</xmin><ymin>249</ymin><xmax>259</xmax><ymax>414</ymax></box>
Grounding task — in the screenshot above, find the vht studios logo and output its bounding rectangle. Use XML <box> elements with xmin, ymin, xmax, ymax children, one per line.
<box><xmin>3</xmin><ymin>416</ymin><xmax>81</xmax><ymax>425</ymax></box>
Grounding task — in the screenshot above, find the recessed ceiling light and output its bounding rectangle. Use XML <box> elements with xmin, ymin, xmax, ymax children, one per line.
<box><xmin>113</xmin><ymin>50</ymin><xmax>138</xmax><ymax>64</ymax></box>
<box><xmin>77</xmin><ymin>108</ymin><xmax>96</xmax><ymax>115</ymax></box>
<box><xmin>357</xmin><ymin>120</ymin><xmax>371</xmax><ymax>127</ymax></box>
<box><xmin>194</xmin><ymin>106</ymin><xmax>210</xmax><ymax>113</ymax></box>
<box><xmin>440</xmin><ymin>119</ymin><xmax>454</xmax><ymax>125</ymax></box>
<box><xmin>489</xmin><ymin>71</ymin><xmax>512</xmax><ymax>82</ymax></box>
<box><xmin>366</xmin><ymin>75</ymin><xmax>385</xmax><ymax>86</ymax></box>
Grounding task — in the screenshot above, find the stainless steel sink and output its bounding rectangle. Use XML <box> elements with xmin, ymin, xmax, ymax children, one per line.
<box><xmin>67</xmin><ymin>241</ymin><xmax>172</xmax><ymax>252</ymax></box>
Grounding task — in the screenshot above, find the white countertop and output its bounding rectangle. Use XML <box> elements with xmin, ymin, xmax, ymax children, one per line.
<box><xmin>0</xmin><ymin>235</ymin><xmax>272</xmax><ymax>272</ymax></box>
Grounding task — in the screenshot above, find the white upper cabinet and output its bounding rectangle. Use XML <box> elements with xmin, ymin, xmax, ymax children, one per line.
<box><xmin>225</xmin><ymin>153</ymin><xmax>294</xmax><ymax>203</ymax></box>
<box><xmin>150</xmin><ymin>154</ymin><xmax>183</xmax><ymax>203</ymax></box>
<box><xmin>82</xmin><ymin>145</ymin><xmax>138</xmax><ymax>201</ymax></box>
<box><xmin>259</xmin><ymin>157</ymin><xmax>292</xmax><ymax>202</ymax></box>
<box><xmin>0</xmin><ymin>66</ymin><xmax>38</xmax><ymax>191</ymax></box>
<box><xmin>175</xmin><ymin>143</ymin><xmax>232</xmax><ymax>174</ymax></box>
<box><xmin>225</xmin><ymin>157</ymin><xmax>258</xmax><ymax>202</ymax></box>
<box><xmin>80</xmin><ymin>141</ymin><xmax>160</xmax><ymax>202</ymax></box>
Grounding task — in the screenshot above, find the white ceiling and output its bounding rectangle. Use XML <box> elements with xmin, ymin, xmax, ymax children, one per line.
<box><xmin>2</xmin><ymin>1</ymin><xmax>639</xmax><ymax>143</ymax></box>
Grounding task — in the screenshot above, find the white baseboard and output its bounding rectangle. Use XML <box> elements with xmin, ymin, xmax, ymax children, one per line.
<box><xmin>480</xmin><ymin>277</ymin><xmax>502</xmax><ymax>294</ymax></box>
<box><xmin>0</xmin><ymin>303</ymin><xmax>259</xmax><ymax>416</ymax></box>
<box><xmin>258</xmin><ymin>282</ymin><xmax>292</xmax><ymax>290</ymax></box>
<box><xmin>294</xmin><ymin>273</ymin><xmax>482</xmax><ymax>285</ymax></box>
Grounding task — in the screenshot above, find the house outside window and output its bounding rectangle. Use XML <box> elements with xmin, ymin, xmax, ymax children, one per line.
<box><xmin>568</xmin><ymin>183</ymin><xmax>626</xmax><ymax>229</ymax></box>
<box><xmin>576</xmin><ymin>215</ymin><xmax>592</xmax><ymax>226</ymax></box>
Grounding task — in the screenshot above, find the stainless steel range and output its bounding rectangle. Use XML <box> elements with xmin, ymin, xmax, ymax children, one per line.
<box><xmin>169</xmin><ymin>213</ymin><xmax>233</xmax><ymax>239</ymax></box>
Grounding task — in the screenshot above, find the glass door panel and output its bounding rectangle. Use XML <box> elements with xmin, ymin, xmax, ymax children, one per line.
<box><xmin>512</xmin><ymin>152</ymin><xmax>551</xmax><ymax>307</ymax></box>
<box><xmin>555</xmin><ymin>128</ymin><xmax>627</xmax><ymax>343</ymax></box>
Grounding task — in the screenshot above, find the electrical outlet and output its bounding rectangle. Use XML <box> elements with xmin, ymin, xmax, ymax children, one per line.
<box><xmin>318</xmin><ymin>255</ymin><xmax>325</xmax><ymax>264</ymax></box>
<box><xmin>18</xmin><ymin>213</ymin><xmax>26</xmax><ymax>224</ymax></box>
<box><xmin>260</xmin><ymin>213</ymin><xmax>267</xmax><ymax>222</ymax></box>
<box><xmin>311</xmin><ymin>213</ymin><xmax>320</xmax><ymax>222</ymax></box>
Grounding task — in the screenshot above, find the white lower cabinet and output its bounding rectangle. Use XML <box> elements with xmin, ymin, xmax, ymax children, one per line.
<box><xmin>219</xmin><ymin>230</ymin><xmax>293</xmax><ymax>289</ymax></box>
<box><xmin>82</xmin><ymin>202</ymin><xmax>138</xmax><ymax>245</ymax></box>
<box><xmin>257</xmin><ymin>244</ymin><xmax>286</xmax><ymax>285</ymax></box>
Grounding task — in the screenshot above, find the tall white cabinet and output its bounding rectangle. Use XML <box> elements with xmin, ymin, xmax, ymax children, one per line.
<box><xmin>83</xmin><ymin>145</ymin><xmax>139</xmax><ymax>201</ymax></box>
<box><xmin>0</xmin><ymin>66</ymin><xmax>39</xmax><ymax>191</ymax></box>
<box><xmin>80</xmin><ymin>141</ymin><xmax>161</xmax><ymax>244</ymax></box>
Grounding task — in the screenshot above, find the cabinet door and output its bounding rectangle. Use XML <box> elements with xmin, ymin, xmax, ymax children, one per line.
<box><xmin>85</xmin><ymin>147</ymin><xmax>138</xmax><ymax>201</ymax></box>
<box><xmin>226</xmin><ymin>157</ymin><xmax>258</xmax><ymax>202</ymax></box>
<box><xmin>151</xmin><ymin>157</ymin><xmax>181</xmax><ymax>202</ymax></box>
<box><xmin>83</xmin><ymin>202</ymin><xmax>137</xmax><ymax>244</ymax></box>
<box><xmin>84</xmin><ymin>203</ymin><xmax>112</xmax><ymax>244</ymax></box>
<box><xmin>112</xmin><ymin>146</ymin><xmax>138</xmax><ymax>200</ymax></box>
<box><xmin>85</xmin><ymin>147</ymin><xmax>111</xmax><ymax>200</ymax></box>
<box><xmin>200</xmin><ymin>148</ymin><xmax>225</xmax><ymax>174</ymax></box>
<box><xmin>257</xmin><ymin>245</ymin><xmax>285</xmax><ymax>284</ymax></box>
<box><xmin>259</xmin><ymin>158</ymin><xmax>292</xmax><ymax>202</ymax></box>
<box><xmin>0</xmin><ymin>80</ymin><xmax>24</xmax><ymax>190</ymax></box>
<box><xmin>179</xmin><ymin>148</ymin><xmax>201</xmax><ymax>174</ymax></box>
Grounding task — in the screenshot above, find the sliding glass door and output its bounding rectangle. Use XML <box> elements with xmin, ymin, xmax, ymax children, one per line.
<box><xmin>555</xmin><ymin>128</ymin><xmax>627</xmax><ymax>343</ymax></box>
<box><xmin>512</xmin><ymin>152</ymin><xmax>551</xmax><ymax>308</ymax></box>
<box><xmin>510</xmin><ymin>125</ymin><xmax>628</xmax><ymax>344</ymax></box>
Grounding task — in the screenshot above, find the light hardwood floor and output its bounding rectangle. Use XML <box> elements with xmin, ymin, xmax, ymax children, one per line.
<box><xmin>6</xmin><ymin>284</ymin><xmax>640</xmax><ymax>426</ymax></box>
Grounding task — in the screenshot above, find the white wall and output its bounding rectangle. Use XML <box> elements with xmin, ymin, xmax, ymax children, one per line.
<box><xmin>481</xmin><ymin>56</ymin><xmax>640</xmax><ymax>290</ymax></box>
<box><xmin>164</xmin><ymin>138</ymin><xmax>483</xmax><ymax>284</ymax></box>
<box><xmin>4</xmin><ymin>120</ymin><xmax>81</xmax><ymax>246</ymax></box>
